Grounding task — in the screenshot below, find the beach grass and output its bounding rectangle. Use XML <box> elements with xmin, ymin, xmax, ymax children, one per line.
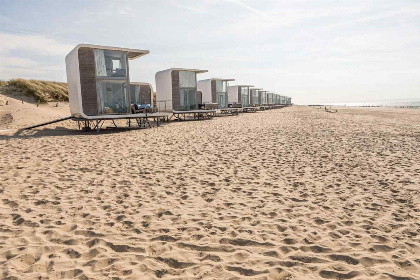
<box><xmin>7</xmin><ymin>78</ymin><xmax>68</xmax><ymax>103</ymax></box>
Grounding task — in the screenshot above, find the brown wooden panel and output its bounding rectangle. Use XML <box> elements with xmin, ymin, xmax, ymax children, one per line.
<box><xmin>211</xmin><ymin>80</ymin><xmax>216</xmax><ymax>103</ymax></box>
<box><xmin>171</xmin><ymin>71</ymin><xmax>180</xmax><ymax>110</ymax></box>
<box><xmin>139</xmin><ymin>85</ymin><xmax>152</xmax><ymax>105</ymax></box>
<box><xmin>78</xmin><ymin>47</ymin><xmax>98</xmax><ymax>115</ymax></box>
<box><xmin>196</xmin><ymin>90</ymin><xmax>202</xmax><ymax>104</ymax></box>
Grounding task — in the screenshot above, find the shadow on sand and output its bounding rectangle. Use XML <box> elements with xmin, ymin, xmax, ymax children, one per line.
<box><xmin>0</xmin><ymin>121</ymin><xmax>173</xmax><ymax>140</ymax></box>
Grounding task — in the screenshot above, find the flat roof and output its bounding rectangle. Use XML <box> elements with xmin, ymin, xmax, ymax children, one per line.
<box><xmin>234</xmin><ymin>84</ymin><xmax>254</xmax><ymax>87</ymax></box>
<box><xmin>211</xmin><ymin>78</ymin><xmax>235</xmax><ymax>81</ymax></box>
<box><xmin>251</xmin><ymin>88</ymin><xmax>263</xmax><ymax>90</ymax></box>
<box><xmin>198</xmin><ymin>78</ymin><xmax>235</xmax><ymax>82</ymax></box>
<box><xmin>130</xmin><ymin>82</ymin><xmax>152</xmax><ymax>86</ymax></box>
<box><xmin>170</xmin><ymin>68</ymin><xmax>208</xmax><ymax>74</ymax></box>
<box><xmin>71</xmin><ymin>44</ymin><xmax>149</xmax><ymax>60</ymax></box>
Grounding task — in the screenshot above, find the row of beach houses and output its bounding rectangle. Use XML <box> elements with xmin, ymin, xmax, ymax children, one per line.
<box><xmin>65</xmin><ymin>44</ymin><xmax>291</xmax><ymax>122</ymax></box>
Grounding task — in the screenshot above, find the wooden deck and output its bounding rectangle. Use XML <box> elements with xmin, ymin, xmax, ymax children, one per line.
<box><xmin>218</xmin><ymin>108</ymin><xmax>242</xmax><ymax>115</ymax></box>
<box><xmin>73</xmin><ymin>112</ymin><xmax>171</xmax><ymax>121</ymax></box>
<box><xmin>242</xmin><ymin>107</ymin><xmax>258</xmax><ymax>113</ymax></box>
<box><xmin>172</xmin><ymin>110</ymin><xmax>216</xmax><ymax>121</ymax></box>
<box><xmin>73</xmin><ymin>112</ymin><xmax>172</xmax><ymax>133</ymax></box>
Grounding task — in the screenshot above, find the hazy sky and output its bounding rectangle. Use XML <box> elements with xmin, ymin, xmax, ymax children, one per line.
<box><xmin>1</xmin><ymin>0</ymin><xmax>419</xmax><ymax>104</ymax></box>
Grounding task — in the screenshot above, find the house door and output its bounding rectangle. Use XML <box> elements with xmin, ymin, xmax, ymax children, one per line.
<box><xmin>242</xmin><ymin>94</ymin><xmax>249</xmax><ymax>107</ymax></box>
<box><xmin>180</xmin><ymin>88</ymin><xmax>196</xmax><ymax>110</ymax></box>
<box><xmin>217</xmin><ymin>92</ymin><xmax>227</xmax><ymax>108</ymax></box>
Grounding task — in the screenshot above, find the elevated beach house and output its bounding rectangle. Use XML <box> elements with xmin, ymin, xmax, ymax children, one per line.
<box><xmin>267</xmin><ymin>92</ymin><xmax>274</xmax><ymax>106</ymax></box>
<box><xmin>274</xmin><ymin>93</ymin><xmax>280</xmax><ymax>105</ymax></box>
<box><xmin>130</xmin><ymin>82</ymin><xmax>154</xmax><ymax>113</ymax></box>
<box><xmin>259</xmin><ymin>90</ymin><xmax>268</xmax><ymax>105</ymax></box>
<box><xmin>197</xmin><ymin>78</ymin><xmax>235</xmax><ymax>109</ymax></box>
<box><xmin>250</xmin><ymin>88</ymin><xmax>262</xmax><ymax>106</ymax></box>
<box><xmin>228</xmin><ymin>85</ymin><xmax>254</xmax><ymax>107</ymax></box>
<box><xmin>155</xmin><ymin>68</ymin><xmax>208</xmax><ymax>112</ymax></box>
<box><xmin>65</xmin><ymin>44</ymin><xmax>149</xmax><ymax>119</ymax></box>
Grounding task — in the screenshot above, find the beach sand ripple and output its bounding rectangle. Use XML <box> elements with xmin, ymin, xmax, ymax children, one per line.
<box><xmin>1</xmin><ymin>106</ymin><xmax>419</xmax><ymax>279</ymax></box>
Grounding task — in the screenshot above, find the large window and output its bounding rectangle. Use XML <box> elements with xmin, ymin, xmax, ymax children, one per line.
<box><xmin>215</xmin><ymin>80</ymin><xmax>227</xmax><ymax>93</ymax></box>
<box><xmin>94</xmin><ymin>50</ymin><xmax>127</xmax><ymax>78</ymax></box>
<box><xmin>215</xmin><ymin>80</ymin><xmax>228</xmax><ymax>108</ymax></box>
<box><xmin>179</xmin><ymin>71</ymin><xmax>196</xmax><ymax>88</ymax></box>
<box><xmin>97</xmin><ymin>81</ymin><xmax>129</xmax><ymax>114</ymax></box>
<box><xmin>130</xmin><ymin>84</ymin><xmax>140</xmax><ymax>104</ymax></box>
<box><xmin>217</xmin><ymin>92</ymin><xmax>228</xmax><ymax>108</ymax></box>
<box><xmin>241</xmin><ymin>86</ymin><xmax>249</xmax><ymax>107</ymax></box>
<box><xmin>93</xmin><ymin>49</ymin><xmax>130</xmax><ymax>115</ymax></box>
<box><xmin>179</xmin><ymin>71</ymin><xmax>197</xmax><ymax>110</ymax></box>
<box><xmin>180</xmin><ymin>88</ymin><xmax>197</xmax><ymax>110</ymax></box>
<box><xmin>268</xmin><ymin>93</ymin><xmax>274</xmax><ymax>104</ymax></box>
<box><xmin>251</xmin><ymin>89</ymin><xmax>259</xmax><ymax>105</ymax></box>
<box><xmin>261</xmin><ymin>92</ymin><xmax>267</xmax><ymax>104</ymax></box>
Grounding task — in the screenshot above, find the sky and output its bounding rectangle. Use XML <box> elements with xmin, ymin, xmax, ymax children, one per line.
<box><xmin>0</xmin><ymin>0</ymin><xmax>419</xmax><ymax>104</ymax></box>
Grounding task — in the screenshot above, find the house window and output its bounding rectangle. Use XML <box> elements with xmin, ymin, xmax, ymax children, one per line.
<box><xmin>96</xmin><ymin>80</ymin><xmax>129</xmax><ymax>114</ymax></box>
<box><xmin>130</xmin><ymin>84</ymin><xmax>140</xmax><ymax>104</ymax></box>
<box><xmin>241</xmin><ymin>86</ymin><xmax>249</xmax><ymax>107</ymax></box>
<box><xmin>94</xmin><ymin>49</ymin><xmax>127</xmax><ymax>78</ymax></box>
<box><xmin>179</xmin><ymin>71</ymin><xmax>197</xmax><ymax>110</ymax></box>
<box><xmin>215</xmin><ymin>80</ymin><xmax>228</xmax><ymax>108</ymax></box>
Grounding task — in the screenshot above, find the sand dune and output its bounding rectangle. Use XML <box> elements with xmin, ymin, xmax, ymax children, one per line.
<box><xmin>0</xmin><ymin>106</ymin><xmax>419</xmax><ymax>279</ymax></box>
<box><xmin>0</xmin><ymin>87</ymin><xmax>69</xmax><ymax>131</ymax></box>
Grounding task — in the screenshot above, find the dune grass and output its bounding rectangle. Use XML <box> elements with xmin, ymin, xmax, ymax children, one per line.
<box><xmin>7</xmin><ymin>78</ymin><xmax>68</xmax><ymax>103</ymax></box>
<box><xmin>2</xmin><ymin>79</ymin><xmax>155</xmax><ymax>105</ymax></box>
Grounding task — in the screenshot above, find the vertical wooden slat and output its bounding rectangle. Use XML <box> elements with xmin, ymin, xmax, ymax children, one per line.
<box><xmin>78</xmin><ymin>47</ymin><xmax>98</xmax><ymax>115</ymax></box>
<box><xmin>171</xmin><ymin>71</ymin><xmax>180</xmax><ymax>110</ymax></box>
<box><xmin>140</xmin><ymin>85</ymin><xmax>152</xmax><ymax>105</ymax></box>
<box><xmin>196</xmin><ymin>90</ymin><xmax>202</xmax><ymax>105</ymax></box>
<box><xmin>211</xmin><ymin>80</ymin><xmax>216</xmax><ymax>103</ymax></box>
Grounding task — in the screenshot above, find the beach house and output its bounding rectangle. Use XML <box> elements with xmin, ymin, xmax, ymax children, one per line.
<box><xmin>197</xmin><ymin>78</ymin><xmax>235</xmax><ymax>109</ymax></box>
<box><xmin>155</xmin><ymin>68</ymin><xmax>208</xmax><ymax>112</ymax></box>
<box><xmin>250</xmin><ymin>88</ymin><xmax>262</xmax><ymax>106</ymax></box>
<box><xmin>259</xmin><ymin>90</ymin><xmax>268</xmax><ymax>105</ymax></box>
<box><xmin>130</xmin><ymin>82</ymin><xmax>154</xmax><ymax>113</ymax></box>
<box><xmin>65</xmin><ymin>44</ymin><xmax>149</xmax><ymax>119</ymax></box>
<box><xmin>228</xmin><ymin>85</ymin><xmax>253</xmax><ymax>107</ymax></box>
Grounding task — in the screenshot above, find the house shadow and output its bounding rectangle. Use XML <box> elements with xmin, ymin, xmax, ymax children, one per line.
<box><xmin>0</xmin><ymin>120</ymin><xmax>171</xmax><ymax>140</ymax></box>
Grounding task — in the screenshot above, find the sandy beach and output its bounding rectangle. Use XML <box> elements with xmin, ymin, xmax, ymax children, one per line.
<box><xmin>1</xmin><ymin>106</ymin><xmax>419</xmax><ymax>279</ymax></box>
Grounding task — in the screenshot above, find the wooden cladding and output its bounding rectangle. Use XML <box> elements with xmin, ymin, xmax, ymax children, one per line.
<box><xmin>139</xmin><ymin>85</ymin><xmax>152</xmax><ymax>105</ymax></box>
<box><xmin>78</xmin><ymin>47</ymin><xmax>98</xmax><ymax>115</ymax></box>
<box><xmin>211</xmin><ymin>80</ymin><xmax>217</xmax><ymax>103</ymax></box>
<box><xmin>171</xmin><ymin>70</ymin><xmax>180</xmax><ymax>110</ymax></box>
<box><xmin>196</xmin><ymin>90</ymin><xmax>202</xmax><ymax>104</ymax></box>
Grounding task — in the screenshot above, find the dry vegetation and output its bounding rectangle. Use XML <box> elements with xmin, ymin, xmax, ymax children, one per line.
<box><xmin>5</xmin><ymin>78</ymin><xmax>68</xmax><ymax>102</ymax></box>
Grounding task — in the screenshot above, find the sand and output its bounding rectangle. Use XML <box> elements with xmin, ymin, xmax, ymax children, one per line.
<box><xmin>0</xmin><ymin>87</ymin><xmax>69</xmax><ymax>131</ymax></box>
<box><xmin>0</xmin><ymin>105</ymin><xmax>419</xmax><ymax>279</ymax></box>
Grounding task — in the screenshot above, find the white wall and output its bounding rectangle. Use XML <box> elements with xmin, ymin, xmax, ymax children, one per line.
<box><xmin>228</xmin><ymin>86</ymin><xmax>239</xmax><ymax>103</ymax></box>
<box><xmin>197</xmin><ymin>79</ymin><xmax>212</xmax><ymax>103</ymax></box>
<box><xmin>155</xmin><ymin>69</ymin><xmax>173</xmax><ymax>112</ymax></box>
<box><xmin>65</xmin><ymin>46</ymin><xmax>83</xmax><ymax>118</ymax></box>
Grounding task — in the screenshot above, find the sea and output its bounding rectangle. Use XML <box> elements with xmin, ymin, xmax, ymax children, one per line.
<box><xmin>310</xmin><ymin>99</ymin><xmax>420</xmax><ymax>108</ymax></box>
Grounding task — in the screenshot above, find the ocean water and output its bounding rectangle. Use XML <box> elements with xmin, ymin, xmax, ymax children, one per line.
<box><xmin>319</xmin><ymin>99</ymin><xmax>420</xmax><ymax>108</ymax></box>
